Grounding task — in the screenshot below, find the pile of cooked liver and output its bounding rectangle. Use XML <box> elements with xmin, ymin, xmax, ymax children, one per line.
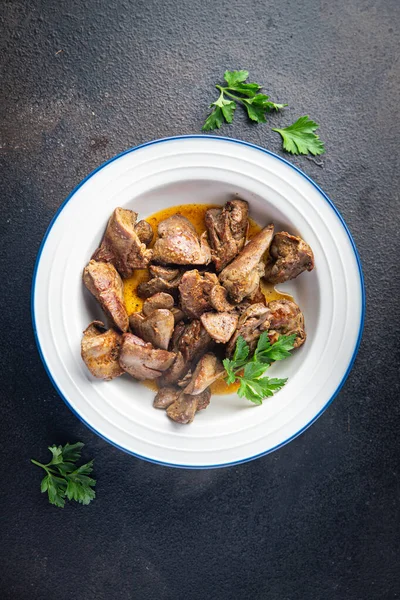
<box><xmin>81</xmin><ymin>200</ymin><xmax>314</xmax><ymax>424</ymax></box>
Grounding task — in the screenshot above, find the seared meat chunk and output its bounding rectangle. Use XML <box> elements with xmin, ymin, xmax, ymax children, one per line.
<box><xmin>166</xmin><ymin>388</ymin><xmax>212</xmax><ymax>424</ymax></box>
<box><xmin>166</xmin><ymin>394</ymin><xmax>198</xmax><ymax>424</ymax></box>
<box><xmin>183</xmin><ymin>353</ymin><xmax>224</xmax><ymax>395</ymax></box>
<box><xmin>141</xmin><ymin>291</ymin><xmax>185</xmax><ymax>323</ymax></box>
<box><xmin>249</xmin><ymin>285</ymin><xmax>267</xmax><ymax>305</ymax></box>
<box><xmin>155</xmin><ymin>387</ymin><xmax>210</xmax><ymax>416</ymax></box>
<box><xmin>129</xmin><ymin>309</ymin><xmax>174</xmax><ymax>350</ymax></box>
<box><xmin>81</xmin><ymin>321</ymin><xmax>124</xmax><ymax>380</ymax></box>
<box><xmin>83</xmin><ymin>260</ymin><xmax>129</xmax><ymax>332</ymax></box>
<box><xmin>159</xmin><ymin>320</ymin><xmax>213</xmax><ymax>385</ymax></box>
<box><xmin>196</xmin><ymin>388</ymin><xmax>211</xmax><ymax>411</ymax></box>
<box><xmin>209</xmin><ymin>284</ymin><xmax>237</xmax><ymax>312</ymax></box>
<box><xmin>179</xmin><ymin>270</ymin><xmax>218</xmax><ymax>319</ymax></box>
<box><xmin>177</xmin><ymin>370</ymin><xmax>193</xmax><ymax>388</ymax></box>
<box><xmin>134</xmin><ymin>220</ymin><xmax>153</xmax><ymax>246</ymax></box>
<box><xmin>227</xmin><ymin>303</ymin><xmax>271</xmax><ymax>356</ymax></box>
<box><xmin>158</xmin><ymin>322</ymin><xmax>189</xmax><ymax>385</ymax></box>
<box><xmin>159</xmin><ymin>351</ymin><xmax>187</xmax><ymax>386</ymax></box>
<box><xmin>177</xmin><ymin>320</ymin><xmax>213</xmax><ymax>363</ymax></box>
<box><xmin>170</xmin><ymin>307</ymin><xmax>185</xmax><ymax>323</ymax></box>
<box><xmin>142</xmin><ymin>292</ymin><xmax>174</xmax><ymax>315</ymax></box>
<box><xmin>119</xmin><ymin>333</ymin><xmax>175</xmax><ymax>380</ymax></box>
<box><xmin>152</xmin><ymin>215</ymin><xmax>211</xmax><ymax>265</ymax></box>
<box><xmin>205</xmin><ymin>199</ymin><xmax>249</xmax><ymax>271</ymax></box>
<box><xmin>200</xmin><ymin>312</ymin><xmax>238</xmax><ymax>344</ymax></box>
<box><xmin>170</xmin><ymin>321</ymin><xmax>187</xmax><ymax>352</ymax></box>
<box><xmin>138</xmin><ymin>265</ymin><xmax>182</xmax><ymax>298</ymax></box>
<box><xmin>268</xmin><ymin>299</ymin><xmax>306</xmax><ymax>348</ymax></box>
<box><xmin>153</xmin><ymin>387</ymin><xmax>180</xmax><ymax>409</ymax></box>
<box><xmin>150</xmin><ymin>265</ymin><xmax>181</xmax><ymax>280</ymax></box>
<box><xmin>264</xmin><ymin>231</ymin><xmax>314</xmax><ymax>283</ymax></box>
<box><xmin>219</xmin><ymin>225</ymin><xmax>274</xmax><ymax>303</ymax></box>
<box><xmin>232</xmin><ymin>287</ymin><xmax>266</xmax><ymax>316</ymax></box>
<box><xmin>92</xmin><ymin>208</ymin><xmax>152</xmax><ymax>276</ymax></box>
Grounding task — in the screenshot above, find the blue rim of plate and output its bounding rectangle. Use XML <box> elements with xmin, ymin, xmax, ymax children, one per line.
<box><xmin>31</xmin><ymin>135</ymin><xmax>365</xmax><ymax>469</ymax></box>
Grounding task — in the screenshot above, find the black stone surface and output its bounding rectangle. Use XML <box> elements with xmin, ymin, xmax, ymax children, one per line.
<box><xmin>1</xmin><ymin>0</ymin><xmax>399</xmax><ymax>598</ymax></box>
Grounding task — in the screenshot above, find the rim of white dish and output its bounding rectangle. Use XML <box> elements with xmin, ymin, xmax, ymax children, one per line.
<box><xmin>31</xmin><ymin>135</ymin><xmax>365</xmax><ymax>469</ymax></box>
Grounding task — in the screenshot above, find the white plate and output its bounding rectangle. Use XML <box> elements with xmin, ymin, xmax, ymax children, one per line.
<box><xmin>32</xmin><ymin>136</ymin><xmax>365</xmax><ymax>468</ymax></box>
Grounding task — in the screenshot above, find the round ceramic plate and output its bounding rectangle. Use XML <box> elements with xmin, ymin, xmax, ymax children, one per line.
<box><xmin>32</xmin><ymin>136</ymin><xmax>365</xmax><ymax>468</ymax></box>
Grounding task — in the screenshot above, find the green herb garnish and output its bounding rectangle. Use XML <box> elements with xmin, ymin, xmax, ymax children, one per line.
<box><xmin>202</xmin><ymin>70</ymin><xmax>287</xmax><ymax>131</ymax></box>
<box><xmin>31</xmin><ymin>442</ymin><xmax>96</xmax><ymax>508</ymax></box>
<box><xmin>223</xmin><ymin>332</ymin><xmax>296</xmax><ymax>405</ymax></box>
<box><xmin>202</xmin><ymin>71</ymin><xmax>325</xmax><ymax>156</ymax></box>
<box><xmin>272</xmin><ymin>116</ymin><xmax>325</xmax><ymax>156</ymax></box>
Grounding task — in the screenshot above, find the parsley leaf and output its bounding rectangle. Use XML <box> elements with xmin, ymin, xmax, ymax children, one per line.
<box><xmin>233</xmin><ymin>336</ymin><xmax>249</xmax><ymax>364</ymax></box>
<box><xmin>223</xmin><ymin>335</ymin><xmax>250</xmax><ymax>383</ymax></box>
<box><xmin>254</xmin><ymin>332</ymin><xmax>297</xmax><ymax>364</ymax></box>
<box><xmin>243</xmin><ymin>101</ymin><xmax>267</xmax><ymax>123</ymax></box>
<box><xmin>202</xmin><ymin>106</ymin><xmax>224</xmax><ymax>131</ymax></box>
<box><xmin>31</xmin><ymin>442</ymin><xmax>96</xmax><ymax>508</ymax></box>
<box><xmin>202</xmin><ymin>70</ymin><xmax>287</xmax><ymax>130</ymax></box>
<box><xmin>223</xmin><ymin>333</ymin><xmax>295</xmax><ymax>404</ymax></box>
<box><xmin>61</xmin><ymin>441</ymin><xmax>85</xmax><ymax>462</ymax></box>
<box><xmin>220</xmin><ymin>101</ymin><xmax>236</xmax><ymax>123</ymax></box>
<box><xmin>47</xmin><ymin>445</ymin><xmax>64</xmax><ymax>464</ymax></box>
<box><xmin>202</xmin><ymin>90</ymin><xmax>236</xmax><ymax>131</ymax></box>
<box><xmin>237</xmin><ymin>375</ymin><xmax>287</xmax><ymax>404</ymax></box>
<box><xmin>223</xmin><ymin>358</ymin><xmax>237</xmax><ymax>385</ymax></box>
<box><xmin>263</xmin><ymin>100</ymin><xmax>288</xmax><ymax>112</ymax></box>
<box><xmin>238</xmin><ymin>378</ymin><xmax>265</xmax><ymax>404</ymax></box>
<box><xmin>227</xmin><ymin>82</ymin><xmax>262</xmax><ymax>97</ymax></box>
<box><xmin>272</xmin><ymin>116</ymin><xmax>325</xmax><ymax>156</ymax></box>
<box><xmin>243</xmin><ymin>361</ymin><xmax>268</xmax><ymax>380</ymax></box>
<box><xmin>223</xmin><ymin>70</ymin><xmax>249</xmax><ymax>86</ymax></box>
<box><xmin>46</xmin><ymin>474</ymin><xmax>67</xmax><ymax>508</ymax></box>
<box><xmin>245</xmin><ymin>94</ymin><xmax>287</xmax><ymax>111</ymax></box>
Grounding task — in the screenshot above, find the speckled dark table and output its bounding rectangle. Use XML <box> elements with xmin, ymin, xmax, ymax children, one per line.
<box><xmin>1</xmin><ymin>0</ymin><xmax>399</xmax><ymax>598</ymax></box>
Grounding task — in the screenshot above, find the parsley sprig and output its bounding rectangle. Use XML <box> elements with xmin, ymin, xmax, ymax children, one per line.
<box><xmin>223</xmin><ymin>333</ymin><xmax>296</xmax><ymax>405</ymax></box>
<box><xmin>202</xmin><ymin>70</ymin><xmax>287</xmax><ymax>131</ymax></box>
<box><xmin>272</xmin><ymin>116</ymin><xmax>325</xmax><ymax>156</ymax></box>
<box><xmin>31</xmin><ymin>442</ymin><xmax>96</xmax><ymax>508</ymax></box>
<box><xmin>202</xmin><ymin>70</ymin><xmax>325</xmax><ymax>156</ymax></box>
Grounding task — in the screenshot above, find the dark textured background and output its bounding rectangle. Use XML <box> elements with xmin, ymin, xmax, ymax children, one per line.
<box><xmin>1</xmin><ymin>0</ymin><xmax>399</xmax><ymax>598</ymax></box>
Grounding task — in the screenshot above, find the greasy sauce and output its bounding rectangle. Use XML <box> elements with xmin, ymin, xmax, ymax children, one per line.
<box><xmin>123</xmin><ymin>203</ymin><xmax>291</xmax><ymax>395</ymax></box>
<box><xmin>211</xmin><ymin>377</ymin><xmax>240</xmax><ymax>395</ymax></box>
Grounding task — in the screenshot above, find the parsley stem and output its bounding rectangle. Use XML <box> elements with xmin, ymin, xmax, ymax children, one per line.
<box><xmin>216</xmin><ymin>88</ymin><xmax>224</xmax><ymax>102</ymax></box>
<box><xmin>31</xmin><ymin>459</ymin><xmax>47</xmax><ymax>469</ymax></box>
<box><xmin>30</xmin><ymin>459</ymin><xmax>57</xmax><ymax>475</ymax></box>
<box><xmin>215</xmin><ymin>85</ymin><xmax>247</xmax><ymax>105</ymax></box>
